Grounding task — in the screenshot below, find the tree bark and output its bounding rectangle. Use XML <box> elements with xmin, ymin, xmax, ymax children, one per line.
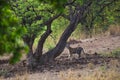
<box><xmin>34</xmin><ymin>24</ymin><xmax>52</xmax><ymax>60</ymax></box>
<box><xmin>39</xmin><ymin>13</ymin><xmax>81</xmax><ymax>64</ymax></box>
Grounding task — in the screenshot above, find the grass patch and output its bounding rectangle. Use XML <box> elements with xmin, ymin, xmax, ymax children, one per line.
<box><xmin>59</xmin><ymin>68</ymin><xmax>120</xmax><ymax>80</ymax></box>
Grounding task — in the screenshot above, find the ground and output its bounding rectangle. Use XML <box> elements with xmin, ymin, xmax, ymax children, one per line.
<box><xmin>0</xmin><ymin>35</ymin><xmax>120</xmax><ymax>80</ymax></box>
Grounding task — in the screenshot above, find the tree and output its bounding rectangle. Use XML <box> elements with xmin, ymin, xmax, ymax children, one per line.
<box><xmin>9</xmin><ymin>0</ymin><xmax>62</xmax><ymax>66</ymax></box>
<box><xmin>1</xmin><ymin>0</ymin><xmax>120</xmax><ymax>67</ymax></box>
<box><xmin>80</xmin><ymin>0</ymin><xmax>120</xmax><ymax>38</ymax></box>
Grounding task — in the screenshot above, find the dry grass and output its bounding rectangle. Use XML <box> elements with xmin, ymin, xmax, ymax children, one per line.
<box><xmin>1</xmin><ymin>66</ymin><xmax>119</xmax><ymax>80</ymax></box>
<box><xmin>59</xmin><ymin>59</ymin><xmax>120</xmax><ymax>80</ymax></box>
<box><xmin>0</xmin><ymin>60</ymin><xmax>120</xmax><ymax>80</ymax></box>
<box><xmin>108</xmin><ymin>25</ymin><xmax>120</xmax><ymax>36</ymax></box>
<box><xmin>108</xmin><ymin>59</ymin><xmax>120</xmax><ymax>69</ymax></box>
<box><xmin>59</xmin><ymin>68</ymin><xmax>120</xmax><ymax>80</ymax></box>
<box><xmin>87</xmin><ymin>62</ymin><xmax>95</xmax><ymax>69</ymax></box>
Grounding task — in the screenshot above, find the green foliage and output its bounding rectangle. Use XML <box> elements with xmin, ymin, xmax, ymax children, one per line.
<box><xmin>0</xmin><ymin>1</ymin><xmax>27</xmax><ymax>64</ymax></box>
<box><xmin>10</xmin><ymin>0</ymin><xmax>70</xmax><ymax>51</ymax></box>
<box><xmin>47</xmin><ymin>44</ymin><xmax>55</xmax><ymax>51</ymax></box>
<box><xmin>52</xmin><ymin>17</ymin><xmax>68</xmax><ymax>40</ymax></box>
<box><xmin>10</xmin><ymin>0</ymin><xmax>58</xmax><ymax>41</ymax></box>
<box><xmin>38</xmin><ymin>0</ymin><xmax>67</xmax><ymax>12</ymax></box>
<box><xmin>10</xmin><ymin>45</ymin><xmax>28</xmax><ymax>64</ymax></box>
<box><xmin>80</xmin><ymin>0</ymin><xmax>120</xmax><ymax>37</ymax></box>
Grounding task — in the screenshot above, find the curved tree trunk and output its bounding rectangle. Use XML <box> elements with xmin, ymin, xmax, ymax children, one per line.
<box><xmin>34</xmin><ymin>24</ymin><xmax>52</xmax><ymax>60</ymax></box>
<box><xmin>39</xmin><ymin>14</ymin><xmax>81</xmax><ymax>64</ymax></box>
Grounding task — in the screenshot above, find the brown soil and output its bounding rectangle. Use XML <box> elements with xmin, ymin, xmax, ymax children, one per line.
<box><xmin>0</xmin><ymin>36</ymin><xmax>120</xmax><ymax>80</ymax></box>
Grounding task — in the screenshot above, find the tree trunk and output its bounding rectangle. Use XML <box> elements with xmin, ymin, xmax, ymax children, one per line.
<box><xmin>39</xmin><ymin>14</ymin><xmax>81</xmax><ymax>64</ymax></box>
<box><xmin>34</xmin><ymin>24</ymin><xmax>52</xmax><ymax>61</ymax></box>
<box><xmin>22</xmin><ymin>34</ymin><xmax>37</xmax><ymax>68</ymax></box>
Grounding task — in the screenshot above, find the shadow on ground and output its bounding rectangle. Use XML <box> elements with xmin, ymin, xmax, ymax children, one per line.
<box><xmin>0</xmin><ymin>54</ymin><xmax>119</xmax><ymax>79</ymax></box>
